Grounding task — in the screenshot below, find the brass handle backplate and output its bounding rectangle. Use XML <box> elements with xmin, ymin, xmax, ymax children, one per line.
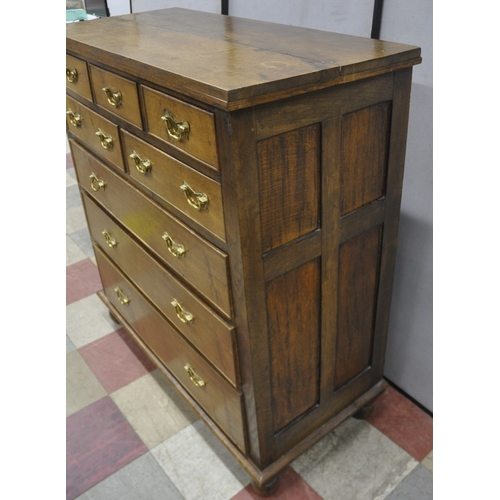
<box><xmin>66</xmin><ymin>67</ymin><xmax>78</xmax><ymax>83</ymax></box>
<box><xmin>184</xmin><ymin>364</ymin><xmax>206</xmax><ymax>388</ymax></box>
<box><xmin>162</xmin><ymin>232</ymin><xmax>186</xmax><ymax>258</ymax></box>
<box><xmin>102</xmin><ymin>230</ymin><xmax>117</xmax><ymax>248</ymax></box>
<box><xmin>95</xmin><ymin>129</ymin><xmax>114</xmax><ymax>150</ymax></box>
<box><xmin>102</xmin><ymin>86</ymin><xmax>122</xmax><ymax>108</ymax></box>
<box><xmin>171</xmin><ymin>299</ymin><xmax>195</xmax><ymax>324</ymax></box>
<box><xmin>180</xmin><ymin>181</ymin><xmax>208</xmax><ymax>211</ymax></box>
<box><xmin>66</xmin><ymin>108</ymin><xmax>82</xmax><ymax>128</ymax></box>
<box><xmin>89</xmin><ymin>173</ymin><xmax>106</xmax><ymax>192</ymax></box>
<box><xmin>130</xmin><ymin>150</ymin><xmax>152</xmax><ymax>175</ymax></box>
<box><xmin>161</xmin><ymin>110</ymin><xmax>190</xmax><ymax>141</ymax></box>
<box><xmin>114</xmin><ymin>287</ymin><xmax>130</xmax><ymax>305</ymax></box>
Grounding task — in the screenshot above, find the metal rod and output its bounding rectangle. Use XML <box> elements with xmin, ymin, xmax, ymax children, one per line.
<box><xmin>221</xmin><ymin>0</ymin><xmax>228</xmax><ymax>15</ymax></box>
<box><xmin>371</xmin><ymin>0</ymin><xmax>384</xmax><ymax>39</ymax></box>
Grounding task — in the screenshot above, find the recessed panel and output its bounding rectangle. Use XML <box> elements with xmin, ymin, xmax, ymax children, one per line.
<box><xmin>340</xmin><ymin>102</ymin><xmax>391</xmax><ymax>215</ymax></box>
<box><xmin>266</xmin><ymin>259</ymin><xmax>321</xmax><ymax>433</ymax></box>
<box><xmin>258</xmin><ymin>124</ymin><xmax>320</xmax><ymax>253</ymax></box>
<box><xmin>335</xmin><ymin>225</ymin><xmax>382</xmax><ymax>389</ymax></box>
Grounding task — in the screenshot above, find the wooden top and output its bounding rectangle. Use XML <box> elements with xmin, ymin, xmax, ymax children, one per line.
<box><xmin>66</xmin><ymin>8</ymin><xmax>421</xmax><ymax>110</ymax></box>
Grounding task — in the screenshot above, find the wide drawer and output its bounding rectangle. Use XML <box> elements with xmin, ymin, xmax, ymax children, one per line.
<box><xmin>70</xmin><ymin>139</ymin><xmax>232</xmax><ymax>318</ymax></box>
<box><xmin>66</xmin><ymin>96</ymin><xmax>125</xmax><ymax>171</ymax></box>
<box><xmin>83</xmin><ymin>192</ymin><xmax>238</xmax><ymax>386</ymax></box>
<box><xmin>121</xmin><ymin>129</ymin><xmax>226</xmax><ymax>241</ymax></box>
<box><xmin>143</xmin><ymin>86</ymin><xmax>219</xmax><ymax>170</ymax></box>
<box><xmin>66</xmin><ymin>54</ymin><xmax>92</xmax><ymax>101</ymax></box>
<box><xmin>95</xmin><ymin>245</ymin><xmax>247</xmax><ymax>453</ymax></box>
<box><xmin>89</xmin><ymin>65</ymin><xmax>142</xmax><ymax>128</ymax></box>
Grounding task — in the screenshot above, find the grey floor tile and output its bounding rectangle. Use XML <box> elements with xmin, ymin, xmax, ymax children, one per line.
<box><xmin>69</xmin><ymin>227</ymin><xmax>95</xmax><ymax>259</ymax></box>
<box><xmin>292</xmin><ymin>418</ymin><xmax>418</xmax><ymax>500</ymax></box>
<box><xmin>76</xmin><ymin>452</ymin><xmax>183</xmax><ymax>500</ymax></box>
<box><xmin>66</xmin><ymin>351</ymin><xmax>107</xmax><ymax>417</ymax></box>
<box><xmin>385</xmin><ymin>464</ymin><xmax>432</xmax><ymax>500</ymax></box>
<box><xmin>152</xmin><ymin>419</ymin><xmax>249</xmax><ymax>500</ymax></box>
<box><xmin>66</xmin><ymin>335</ymin><xmax>77</xmax><ymax>354</ymax></box>
<box><xmin>67</xmin><ymin>184</ymin><xmax>83</xmax><ymax>210</ymax></box>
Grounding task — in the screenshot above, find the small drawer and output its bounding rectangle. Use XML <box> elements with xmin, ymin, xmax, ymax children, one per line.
<box><xmin>121</xmin><ymin>130</ymin><xmax>226</xmax><ymax>241</ymax></box>
<box><xmin>83</xmin><ymin>193</ymin><xmax>238</xmax><ymax>386</ymax></box>
<box><xmin>69</xmin><ymin>139</ymin><xmax>232</xmax><ymax>318</ymax></box>
<box><xmin>143</xmin><ymin>86</ymin><xmax>219</xmax><ymax>170</ymax></box>
<box><xmin>95</xmin><ymin>245</ymin><xmax>246</xmax><ymax>453</ymax></box>
<box><xmin>66</xmin><ymin>54</ymin><xmax>92</xmax><ymax>101</ymax></box>
<box><xmin>89</xmin><ymin>65</ymin><xmax>142</xmax><ymax>128</ymax></box>
<box><xmin>66</xmin><ymin>96</ymin><xmax>125</xmax><ymax>171</ymax></box>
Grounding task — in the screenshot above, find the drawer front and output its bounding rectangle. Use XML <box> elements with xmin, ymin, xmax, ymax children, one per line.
<box><xmin>70</xmin><ymin>139</ymin><xmax>232</xmax><ymax>317</ymax></box>
<box><xmin>66</xmin><ymin>54</ymin><xmax>92</xmax><ymax>101</ymax></box>
<box><xmin>95</xmin><ymin>245</ymin><xmax>246</xmax><ymax>453</ymax></box>
<box><xmin>89</xmin><ymin>65</ymin><xmax>142</xmax><ymax>128</ymax></box>
<box><xmin>143</xmin><ymin>86</ymin><xmax>219</xmax><ymax>170</ymax></box>
<box><xmin>83</xmin><ymin>193</ymin><xmax>238</xmax><ymax>386</ymax></box>
<box><xmin>66</xmin><ymin>96</ymin><xmax>125</xmax><ymax>171</ymax></box>
<box><xmin>121</xmin><ymin>130</ymin><xmax>226</xmax><ymax>241</ymax></box>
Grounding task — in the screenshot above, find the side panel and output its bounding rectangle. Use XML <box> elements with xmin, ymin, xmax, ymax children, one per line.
<box><xmin>335</xmin><ymin>225</ymin><xmax>383</xmax><ymax>389</ymax></box>
<box><xmin>266</xmin><ymin>259</ymin><xmax>321</xmax><ymax>433</ymax></box>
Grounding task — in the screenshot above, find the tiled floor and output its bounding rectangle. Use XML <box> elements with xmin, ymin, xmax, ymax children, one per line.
<box><xmin>66</xmin><ymin>150</ymin><xmax>433</xmax><ymax>500</ymax></box>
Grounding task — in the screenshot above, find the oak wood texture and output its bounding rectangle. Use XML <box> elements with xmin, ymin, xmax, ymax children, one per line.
<box><xmin>70</xmin><ymin>139</ymin><xmax>232</xmax><ymax>318</ymax></box>
<box><xmin>89</xmin><ymin>65</ymin><xmax>143</xmax><ymax>128</ymax></box>
<box><xmin>83</xmin><ymin>192</ymin><xmax>238</xmax><ymax>386</ymax></box>
<box><xmin>66</xmin><ymin>54</ymin><xmax>92</xmax><ymax>101</ymax></box>
<box><xmin>257</xmin><ymin>124</ymin><xmax>320</xmax><ymax>253</ymax></box>
<box><xmin>121</xmin><ymin>129</ymin><xmax>226</xmax><ymax>241</ymax></box>
<box><xmin>95</xmin><ymin>245</ymin><xmax>246</xmax><ymax>452</ymax></box>
<box><xmin>67</xmin><ymin>8</ymin><xmax>420</xmax><ymax>492</ymax></box>
<box><xmin>266</xmin><ymin>259</ymin><xmax>321</xmax><ymax>433</ymax></box>
<box><xmin>66</xmin><ymin>96</ymin><xmax>125</xmax><ymax>171</ymax></box>
<box><xmin>143</xmin><ymin>86</ymin><xmax>219</xmax><ymax>169</ymax></box>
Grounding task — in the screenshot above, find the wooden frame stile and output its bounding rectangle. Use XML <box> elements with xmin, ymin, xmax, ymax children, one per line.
<box><xmin>370</xmin><ymin>68</ymin><xmax>414</xmax><ymax>377</ymax></box>
<box><xmin>215</xmin><ymin>107</ymin><xmax>276</xmax><ymax>488</ymax></box>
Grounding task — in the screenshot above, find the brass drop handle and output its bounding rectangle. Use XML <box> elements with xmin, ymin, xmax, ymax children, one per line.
<box><xmin>114</xmin><ymin>287</ymin><xmax>130</xmax><ymax>305</ymax></box>
<box><xmin>184</xmin><ymin>364</ymin><xmax>206</xmax><ymax>388</ymax></box>
<box><xmin>162</xmin><ymin>232</ymin><xmax>186</xmax><ymax>258</ymax></box>
<box><xmin>161</xmin><ymin>110</ymin><xmax>190</xmax><ymax>141</ymax></box>
<box><xmin>102</xmin><ymin>230</ymin><xmax>117</xmax><ymax>248</ymax></box>
<box><xmin>130</xmin><ymin>150</ymin><xmax>152</xmax><ymax>175</ymax></box>
<box><xmin>95</xmin><ymin>128</ymin><xmax>114</xmax><ymax>150</ymax></box>
<box><xmin>180</xmin><ymin>181</ymin><xmax>208</xmax><ymax>211</ymax></box>
<box><xmin>89</xmin><ymin>173</ymin><xmax>106</xmax><ymax>192</ymax></box>
<box><xmin>171</xmin><ymin>299</ymin><xmax>195</xmax><ymax>324</ymax></box>
<box><xmin>66</xmin><ymin>108</ymin><xmax>82</xmax><ymax>128</ymax></box>
<box><xmin>102</xmin><ymin>86</ymin><xmax>122</xmax><ymax>108</ymax></box>
<box><xmin>66</xmin><ymin>67</ymin><xmax>78</xmax><ymax>83</ymax></box>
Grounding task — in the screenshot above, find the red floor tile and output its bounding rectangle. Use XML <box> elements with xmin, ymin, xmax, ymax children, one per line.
<box><xmin>67</xmin><ymin>153</ymin><xmax>74</xmax><ymax>169</ymax></box>
<box><xmin>79</xmin><ymin>328</ymin><xmax>156</xmax><ymax>393</ymax></box>
<box><xmin>66</xmin><ymin>396</ymin><xmax>147</xmax><ymax>500</ymax></box>
<box><xmin>366</xmin><ymin>385</ymin><xmax>433</xmax><ymax>461</ymax></box>
<box><xmin>66</xmin><ymin>259</ymin><xmax>102</xmax><ymax>305</ymax></box>
<box><xmin>231</xmin><ymin>468</ymin><xmax>323</xmax><ymax>500</ymax></box>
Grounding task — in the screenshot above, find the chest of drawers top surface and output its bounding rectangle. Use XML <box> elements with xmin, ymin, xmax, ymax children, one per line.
<box><xmin>66</xmin><ymin>7</ymin><xmax>420</xmax><ymax>110</ymax></box>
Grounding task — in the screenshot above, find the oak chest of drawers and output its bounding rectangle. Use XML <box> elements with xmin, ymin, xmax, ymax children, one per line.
<box><xmin>66</xmin><ymin>8</ymin><xmax>421</xmax><ymax>494</ymax></box>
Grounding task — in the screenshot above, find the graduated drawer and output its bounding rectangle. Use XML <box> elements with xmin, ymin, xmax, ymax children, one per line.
<box><xmin>66</xmin><ymin>54</ymin><xmax>92</xmax><ymax>101</ymax></box>
<box><xmin>83</xmin><ymin>193</ymin><xmax>238</xmax><ymax>386</ymax></box>
<box><xmin>95</xmin><ymin>245</ymin><xmax>247</xmax><ymax>453</ymax></box>
<box><xmin>143</xmin><ymin>86</ymin><xmax>219</xmax><ymax>170</ymax></box>
<box><xmin>70</xmin><ymin>139</ymin><xmax>232</xmax><ymax>318</ymax></box>
<box><xmin>66</xmin><ymin>96</ymin><xmax>125</xmax><ymax>171</ymax></box>
<box><xmin>121</xmin><ymin>130</ymin><xmax>226</xmax><ymax>241</ymax></box>
<box><xmin>89</xmin><ymin>65</ymin><xmax>142</xmax><ymax>128</ymax></box>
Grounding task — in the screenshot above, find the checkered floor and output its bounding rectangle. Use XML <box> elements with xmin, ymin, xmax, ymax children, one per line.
<box><xmin>66</xmin><ymin>150</ymin><xmax>433</xmax><ymax>500</ymax></box>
